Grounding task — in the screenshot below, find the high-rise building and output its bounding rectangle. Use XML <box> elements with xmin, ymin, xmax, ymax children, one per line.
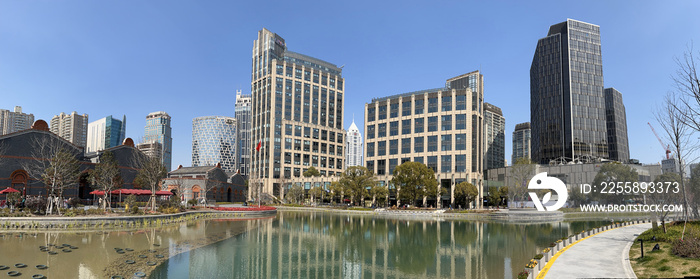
<box><xmin>364</xmin><ymin>71</ymin><xmax>484</xmax><ymax>207</ymax></box>
<box><xmin>483</xmin><ymin>102</ymin><xmax>505</xmax><ymax>171</ymax></box>
<box><xmin>143</xmin><ymin>111</ymin><xmax>172</xmax><ymax>171</ymax></box>
<box><xmin>0</xmin><ymin>106</ymin><xmax>34</xmax><ymax>135</ymax></box>
<box><xmin>604</xmin><ymin>88</ymin><xmax>630</xmax><ymax>163</ymax></box>
<box><xmin>512</xmin><ymin>122</ymin><xmax>531</xmax><ymax>163</ymax></box>
<box><xmin>345</xmin><ymin>120</ymin><xmax>363</xmax><ymax>168</ymax></box>
<box><xmin>531</xmin><ymin>19</ymin><xmax>607</xmax><ymax>164</ymax></box>
<box><xmin>192</xmin><ymin>116</ymin><xmax>236</xmax><ymax>173</ymax></box>
<box><xmin>86</xmin><ymin>115</ymin><xmax>126</xmax><ymax>153</ymax></box>
<box><xmin>235</xmin><ymin>90</ymin><xmax>252</xmax><ymax>176</ymax></box>
<box><xmin>137</xmin><ymin>141</ymin><xmax>163</xmax><ymax>162</ymax></box>
<box><xmin>250</xmin><ymin>28</ymin><xmax>346</xmax><ymax>197</ymax></box>
<box><xmin>50</xmin><ymin>111</ymin><xmax>88</xmax><ymax>148</ymax></box>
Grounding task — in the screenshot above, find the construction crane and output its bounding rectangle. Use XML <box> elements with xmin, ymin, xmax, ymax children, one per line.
<box><xmin>647</xmin><ymin>122</ymin><xmax>671</xmax><ymax>159</ymax></box>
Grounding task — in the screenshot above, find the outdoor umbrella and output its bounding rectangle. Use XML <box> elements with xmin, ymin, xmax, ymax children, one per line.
<box><xmin>155</xmin><ymin>190</ymin><xmax>173</xmax><ymax>196</ymax></box>
<box><xmin>89</xmin><ymin>190</ymin><xmax>105</xmax><ymax>196</ymax></box>
<box><xmin>0</xmin><ymin>187</ymin><xmax>20</xmax><ymax>194</ymax></box>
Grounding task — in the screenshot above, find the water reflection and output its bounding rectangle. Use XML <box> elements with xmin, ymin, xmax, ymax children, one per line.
<box><xmin>152</xmin><ymin>212</ymin><xmax>605</xmax><ymax>279</ymax></box>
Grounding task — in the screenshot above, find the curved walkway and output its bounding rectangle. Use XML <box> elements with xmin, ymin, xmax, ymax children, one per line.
<box><xmin>541</xmin><ymin>223</ymin><xmax>651</xmax><ymax>279</ymax></box>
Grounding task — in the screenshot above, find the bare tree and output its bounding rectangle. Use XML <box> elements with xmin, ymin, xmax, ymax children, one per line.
<box><xmin>508</xmin><ymin>158</ymin><xmax>536</xmax><ymax>208</ymax></box>
<box><xmin>90</xmin><ymin>150</ymin><xmax>123</xmax><ymax>211</ymax></box>
<box><xmin>134</xmin><ymin>153</ymin><xmax>167</xmax><ymax>212</ymax></box>
<box><xmin>165</xmin><ymin>175</ymin><xmax>186</xmax><ymax>205</ymax></box>
<box><xmin>20</xmin><ymin>136</ymin><xmax>81</xmax><ymax>215</ymax></box>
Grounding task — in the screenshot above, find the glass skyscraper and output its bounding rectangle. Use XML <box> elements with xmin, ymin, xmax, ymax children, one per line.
<box><xmin>512</xmin><ymin>122</ymin><xmax>531</xmax><ymax>163</ymax></box>
<box><xmin>604</xmin><ymin>88</ymin><xmax>630</xmax><ymax>163</ymax></box>
<box><xmin>483</xmin><ymin>102</ymin><xmax>505</xmax><ymax>171</ymax></box>
<box><xmin>235</xmin><ymin>90</ymin><xmax>252</xmax><ymax>177</ymax></box>
<box><xmin>531</xmin><ymin>19</ymin><xmax>607</xmax><ymax>164</ymax></box>
<box><xmin>192</xmin><ymin>116</ymin><xmax>237</xmax><ymax>173</ymax></box>
<box><xmin>144</xmin><ymin>111</ymin><xmax>172</xmax><ymax>171</ymax></box>
<box><xmin>86</xmin><ymin>115</ymin><xmax>126</xmax><ymax>154</ymax></box>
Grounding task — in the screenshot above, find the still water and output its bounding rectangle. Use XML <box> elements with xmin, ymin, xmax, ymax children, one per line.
<box><xmin>151</xmin><ymin>211</ymin><xmax>606</xmax><ymax>279</ymax></box>
<box><xmin>0</xmin><ymin>212</ymin><xmax>606</xmax><ymax>279</ymax></box>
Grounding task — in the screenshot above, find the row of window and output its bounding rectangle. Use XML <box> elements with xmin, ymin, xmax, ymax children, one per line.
<box><xmin>366</xmin><ymin>134</ymin><xmax>468</xmax><ymax>156</ymax></box>
<box><xmin>366</xmin><ymin>155</ymin><xmax>468</xmax><ymax>175</ymax></box>
<box><xmin>283</xmin><ymin>124</ymin><xmax>343</xmax><ymax>144</ymax></box>
<box><xmin>367</xmin><ymin>95</ymin><xmax>469</xmax><ymax>122</ymax></box>
<box><xmin>282</xmin><ymin>166</ymin><xmax>341</xmax><ymax>178</ymax></box>
<box><xmin>276</xmin><ymin>64</ymin><xmax>344</xmax><ymax>90</ymax></box>
<box><xmin>283</xmin><ymin>138</ymin><xmax>343</xmax><ymax>155</ymax></box>
<box><xmin>366</xmin><ymin>115</ymin><xmax>468</xmax><ymax>139</ymax></box>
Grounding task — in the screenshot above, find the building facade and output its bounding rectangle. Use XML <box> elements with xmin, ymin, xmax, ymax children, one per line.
<box><xmin>86</xmin><ymin>115</ymin><xmax>126</xmax><ymax>154</ymax></box>
<box><xmin>136</xmin><ymin>141</ymin><xmax>163</xmax><ymax>162</ymax></box>
<box><xmin>235</xmin><ymin>90</ymin><xmax>252</xmax><ymax>176</ymax></box>
<box><xmin>0</xmin><ymin>106</ymin><xmax>34</xmax><ymax>135</ymax></box>
<box><xmin>483</xmin><ymin>102</ymin><xmax>505</xmax><ymax>171</ymax></box>
<box><xmin>512</xmin><ymin>122</ymin><xmax>531</xmax><ymax>163</ymax></box>
<box><xmin>531</xmin><ymin>19</ymin><xmax>608</xmax><ymax>164</ymax></box>
<box><xmin>165</xmin><ymin>165</ymin><xmax>247</xmax><ymax>203</ymax></box>
<box><xmin>250</xmin><ymin>28</ymin><xmax>346</xmax><ymax>197</ymax></box>
<box><xmin>345</xmin><ymin>120</ymin><xmax>363</xmax><ymax>168</ymax></box>
<box><xmin>604</xmin><ymin>88</ymin><xmax>630</xmax><ymax>163</ymax></box>
<box><xmin>192</xmin><ymin>116</ymin><xmax>237</xmax><ymax>173</ymax></box>
<box><xmin>50</xmin><ymin>111</ymin><xmax>89</xmax><ymax>149</ymax></box>
<box><xmin>143</xmin><ymin>111</ymin><xmax>172</xmax><ymax>171</ymax></box>
<box><xmin>364</xmin><ymin>71</ymin><xmax>484</xmax><ymax>207</ymax></box>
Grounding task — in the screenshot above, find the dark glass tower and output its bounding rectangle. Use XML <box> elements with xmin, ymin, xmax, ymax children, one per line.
<box><xmin>530</xmin><ymin>19</ymin><xmax>607</xmax><ymax>164</ymax></box>
<box><xmin>604</xmin><ymin>88</ymin><xmax>629</xmax><ymax>163</ymax></box>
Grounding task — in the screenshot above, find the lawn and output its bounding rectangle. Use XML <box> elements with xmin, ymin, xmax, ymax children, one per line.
<box><xmin>630</xmin><ymin>221</ymin><xmax>700</xmax><ymax>278</ymax></box>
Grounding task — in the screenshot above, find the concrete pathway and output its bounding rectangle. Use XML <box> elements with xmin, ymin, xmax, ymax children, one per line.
<box><xmin>542</xmin><ymin>223</ymin><xmax>651</xmax><ymax>279</ymax></box>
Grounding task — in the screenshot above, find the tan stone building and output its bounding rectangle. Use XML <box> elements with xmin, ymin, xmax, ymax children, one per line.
<box><xmin>250</xmin><ymin>28</ymin><xmax>345</xmax><ymax>198</ymax></box>
<box><xmin>364</xmin><ymin>71</ymin><xmax>484</xmax><ymax>208</ymax></box>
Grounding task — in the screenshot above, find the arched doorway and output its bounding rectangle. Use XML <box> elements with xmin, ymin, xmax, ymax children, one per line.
<box><xmin>192</xmin><ymin>185</ymin><xmax>201</xmax><ymax>200</ymax></box>
<box><xmin>10</xmin><ymin>169</ymin><xmax>28</xmax><ymax>195</ymax></box>
<box><xmin>78</xmin><ymin>171</ymin><xmax>93</xmax><ymax>200</ymax></box>
<box><xmin>227</xmin><ymin>187</ymin><xmax>232</xmax><ymax>202</ymax></box>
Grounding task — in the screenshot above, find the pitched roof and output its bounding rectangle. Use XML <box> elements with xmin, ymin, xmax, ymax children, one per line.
<box><xmin>169</xmin><ymin>166</ymin><xmax>215</xmax><ymax>175</ymax></box>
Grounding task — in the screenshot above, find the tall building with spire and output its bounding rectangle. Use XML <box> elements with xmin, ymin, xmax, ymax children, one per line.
<box><xmin>50</xmin><ymin>111</ymin><xmax>89</xmax><ymax>148</ymax></box>
<box><xmin>250</xmin><ymin>28</ymin><xmax>345</xmax><ymax>197</ymax></box>
<box><xmin>345</xmin><ymin>119</ymin><xmax>363</xmax><ymax>168</ymax></box>
<box><xmin>235</xmin><ymin>90</ymin><xmax>252</xmax><ymax>176</ymax></box>
<box><xmin>142</xmin><ymin>111</ymin><xmax>172</xmax><ymax>171</ymax></box>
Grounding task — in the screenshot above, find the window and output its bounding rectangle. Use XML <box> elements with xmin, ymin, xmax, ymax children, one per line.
<box><xmin>378</xmin><ymin>141</ymin><xmax>386</xmax><ymax>156</ymax></box>
<box><xmin>295</xmin><ymin>125</ymin><xmax>302</xmax><ymax>137</ymax></box>
<box><xmin>414</xmin><ymin>118</ymin><xmax>424</xmax><ymax>133</ymax></box>
<box><xmin>377</xmin><ymin>160</ymin><xmax>386</xmax><ymax>175</ymax></box>
<box><xmin>390</xmin><ymin>103</ymin><xmax>399</xmax><ymax>118</ymax></box>
<box><xmin>414</xmin><ymin>136</ymin><xmax>424</xmax><ymax>153</ymax></box>
<box><xmin>401</xmin><ymin>138</ymin><xmax>411</xmax><ymax>154</ymax></box>
<box><xmin>414</xmin><ymin>156</ymin><xmax>424</xmax><ymax>164</ymax></box>
<box><xmin>389</xmin><ymin>159</ymin><xmax>398</xmax><ymax>175</ymax></box>
<box><xmin>285</xmin><ymin>124</ymin><xmax>292</xmax><ymax>136</ymax></box>
<box><xmin>415</xmin><ymin>99</ymin><xmax>424</xmax><ymax>114</ymax></box>
<box><xmin>366</xmin><ymin>161</ymin><xmax>375</xmax><ymax>173</ymax></box>
<box><xmin>367</xmin><ymin>125</ymin><xmax>375</xmax><ymax>139</ymax></box>
<box><xmin>390</xmin><ymin>121</ymin><xmax>399</xmax><ymax>136</ymax></box>
<box><xmin>378</xmin><ymin>123</ymin><xmax>387</xmax><ymax>137</ymax></box>
<box><xmin>378</xmin><ymin>105</ymin><xmax>387</xmax><ymax>120</ymax></box>
<box><xmin>456</xmin><ymin>114</ymin><xmax>467</xmax><ymax>130</ymax></box>
<box><xmin>455</xmin><ymin>155</ymin><xmax>466</xmax><ymax>172</ymax></box>
<box><xmin>367</xmin><ymin>142</ymin><xmax>374</xmax><ymax>157</ymax></box>
<box><xmin>441</xmin><ymin>135</ymin><xmax>452</xmax><ymax>151</ymax></box>
<box><xmin>441</xmin><ymin>115</ymin><xmax>452</xmax><ymax>131</ymax></box>
<box><xmin>367</xmin><ymin>107</ymin><xmax>376</xmax><ymax>122</ymax></box>
<box><xmin>389</xmin><ymin>139</ymin><xmax>398</xmax><ymax>155</ymax></box>
<box><xmin>428</xmin><ymin>117</ymin><xmax>438</xmax><ymax>132</ymax></box>
<box><xmin>402</xmin><ymin>120</ymin><xmax>411</xmax><ymax>135</ymax></box>
<box><xmin>441</xmin><ymin>155</ymin><xmax>452</xmax><ymax>172</ymax></box>
<box><xmin>304</xmin><ymin>71</ymin><xmax>311</xmax><ymax>81</ymax></box>
<box><xmin>402</xmin><ymin>100</ymin><xmax>411</xmax><ymax>116</ymax></box>
<box><xmin>428</xmin><ymin>97</ymin><xmax>438</xmax><ymax>113</ymax></box>
<box><xmin>442</xmin><ymin>96</ymin><xmax>452</xmax><ymax>111</ymax></box>
<box><xmin>427</xmin><ymin>156</ymin><xmax>438</xmax><ymax>172</ymax></box>
<box><xmin>304</xmin><ymin>127</ymin><xmax>311</xmax><ymax>138</ymax></box>
<box><xmin>456</xmin><ymin>133</ymin><xmax>467</xmax><ymax>150</ymax></box>
<box><xmin>456</xmin><ymin>95</ymin><xmax>467</xmax><ymax>110</ymax></box>
<box><xmin>428</xmin><ymin>136</ymin><xmax>438</xmax><ymax>152</ymax></box>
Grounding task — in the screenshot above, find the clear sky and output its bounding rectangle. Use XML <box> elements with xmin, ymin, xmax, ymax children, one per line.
<box><xmin>2</xmin><ymin>1</ymin><xmax>699</xmax><ymax>169</ymax></box>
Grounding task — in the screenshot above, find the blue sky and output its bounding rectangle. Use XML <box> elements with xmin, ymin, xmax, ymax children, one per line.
<box><xmin>2</xmin><ymin>1</ymin><xmax>699</xmax><ymax>168</ymax></box>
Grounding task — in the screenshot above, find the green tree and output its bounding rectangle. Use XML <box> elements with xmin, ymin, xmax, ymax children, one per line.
<box><xmin>329</xmin><ymin>181</ymin><xmax>344</xmax><ymax>204</ymax></box>
<box><xmin>134</xmin><ymin>154</ymin><xmax>168</xmax><ymax>212</ymax></box>
<box><xmin>454</xmin><ymin>181</ymin><xmax>478</xmax><ymax>209</ymax></box>
<box><xmin>308</xmin><ymin>186</ymin><xmax>325</xmax><ymax>204</ymax></box>
<box><xmin>391</xmin><ymin>162</ymin><xmax>437</xmax><ymax>206</ymax></box>
<box><xmin>369</xmin><ymin>184</ymin><xmax>389</xmax><ymax>207</ymax></box>
<box><xmin>339</xmin><ymin>166</ymin><xmax>376</xmax><ymax>205</ymax></box>
<box><xmin>591</xmin><ymin>163</ymin><xmax>638</xmax><ymax>204</ymax></box>
<box><xmin>509</xmin><ymin>157</ymin><xmax>536</xmax><ymax>207</ymax></box>
<box><xmin>90</xmin><ymin>151</ymin><xmax>123</xmax><ymax>211</ymax></box>
<box><xmin>286</xmin><ymin>184</ymin><xmax>304</xmax><ymax>204</ymax></box>
<box><xmin>486</xmin><ymin>186</ymin><xmax>502</xmax><ymax>207</ymax></box>
<box><xmin>303</xmin><ymin>166</ymin><xmax>321</xmax><ymax>177</ymax></box>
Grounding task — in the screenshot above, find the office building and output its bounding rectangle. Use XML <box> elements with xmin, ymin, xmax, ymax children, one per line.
<box><xmin>531</xmin><ymin>19</ymin><xmax>608</xmax><ymax>164</ymax></box>
<box><xmin>143</xmin><ymin>111</ymin><xmax>172</xmax><ymax>171</ymax></box>
<box><xmin>136</xmin><ymin>141</ymin><xmax>163</xmax><ymax>163</ymax></box>
<box><xmin>250</xmin><ymin>28</ymin><xmax>346</xmax><ymax>197</ymax></box>
<box><xmin>192</xmin><ymin>116</ymin><xmax>237</xmax><ymax>173</ymax></box>
<box><xmin>346</xmin><ymin>120</ymin><xmax>363</xmax><ymax>168</ymax></box>
<box><xmin>0</xmin><ymin>106</ymin><xmax>34</xmax><ymax>135</ymax></box>
<box><xmin>86</xmin><ymin>115</ymin><xmax>126</xmax><ymax>153</ymax></box>
<box><xmin>512</xmin><ymin>122</ymin><xmax>531</xmax><ymax>163</ymax></box>
<box><xmin>235</xmin><ymin>90</ymin><xmax>252</xmax><ymax>176</ymax></box>
<box><xmin>364</xmin><ymin>71</ymin><xmax>484</xmax><ymax>207</ymax></box>
<box><xmin>50</xmin><ymin>112</ymin><xmax>88</xmax><ymax>149</ymax></box>
<box><xmin>483</xmin><ymin>102</ymin><xmax>505</xmax><ymax>171</ymax></box>
<box><xmin>604</xmin><ymin>88</ymin><xmax>630</xmax><ymax>163</ymax></box>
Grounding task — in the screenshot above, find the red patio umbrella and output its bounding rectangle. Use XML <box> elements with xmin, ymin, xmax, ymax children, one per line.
<box><xmin>89</xmin><ymin>190</ymin><xmax>105</xmax><ymax>196</ymax></box>
<box><xmin>0</xmin><ymin>187</ymin><xmax>20</xmax><ymax>194</ymax></box>
<box><xmin>155</xmin><ymin>190</ymin><xmax>173</xmax><ymax>196</ymax></box>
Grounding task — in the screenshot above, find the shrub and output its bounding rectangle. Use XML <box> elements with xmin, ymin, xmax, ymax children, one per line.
<box><xmin>187</xmin><ymin>199</ymin><xmax>198</xmax><ymax>206</ymax></box>
<box><xmin>25</xmin><ymin>196</ymin><xmax>47</xmax><ymax>214</ymax></box>
<box><xmin>129</xmin><ymin>205</ymin><xmax>141</xmax><ymax>215</ymax></box>
<box><xmin>672</xmin><ymin>237</ymin><xmax>700</xmax><ymax>258</ymax></box>
<box><xmin>517</xmin><ymin>271</ymin><xmax>529</xmax><ymax>279</ymax></box>
<box><xmin>534</xmin><ymin>253</ymin><xmax>543</xmax><ymax>260</ymax></box>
